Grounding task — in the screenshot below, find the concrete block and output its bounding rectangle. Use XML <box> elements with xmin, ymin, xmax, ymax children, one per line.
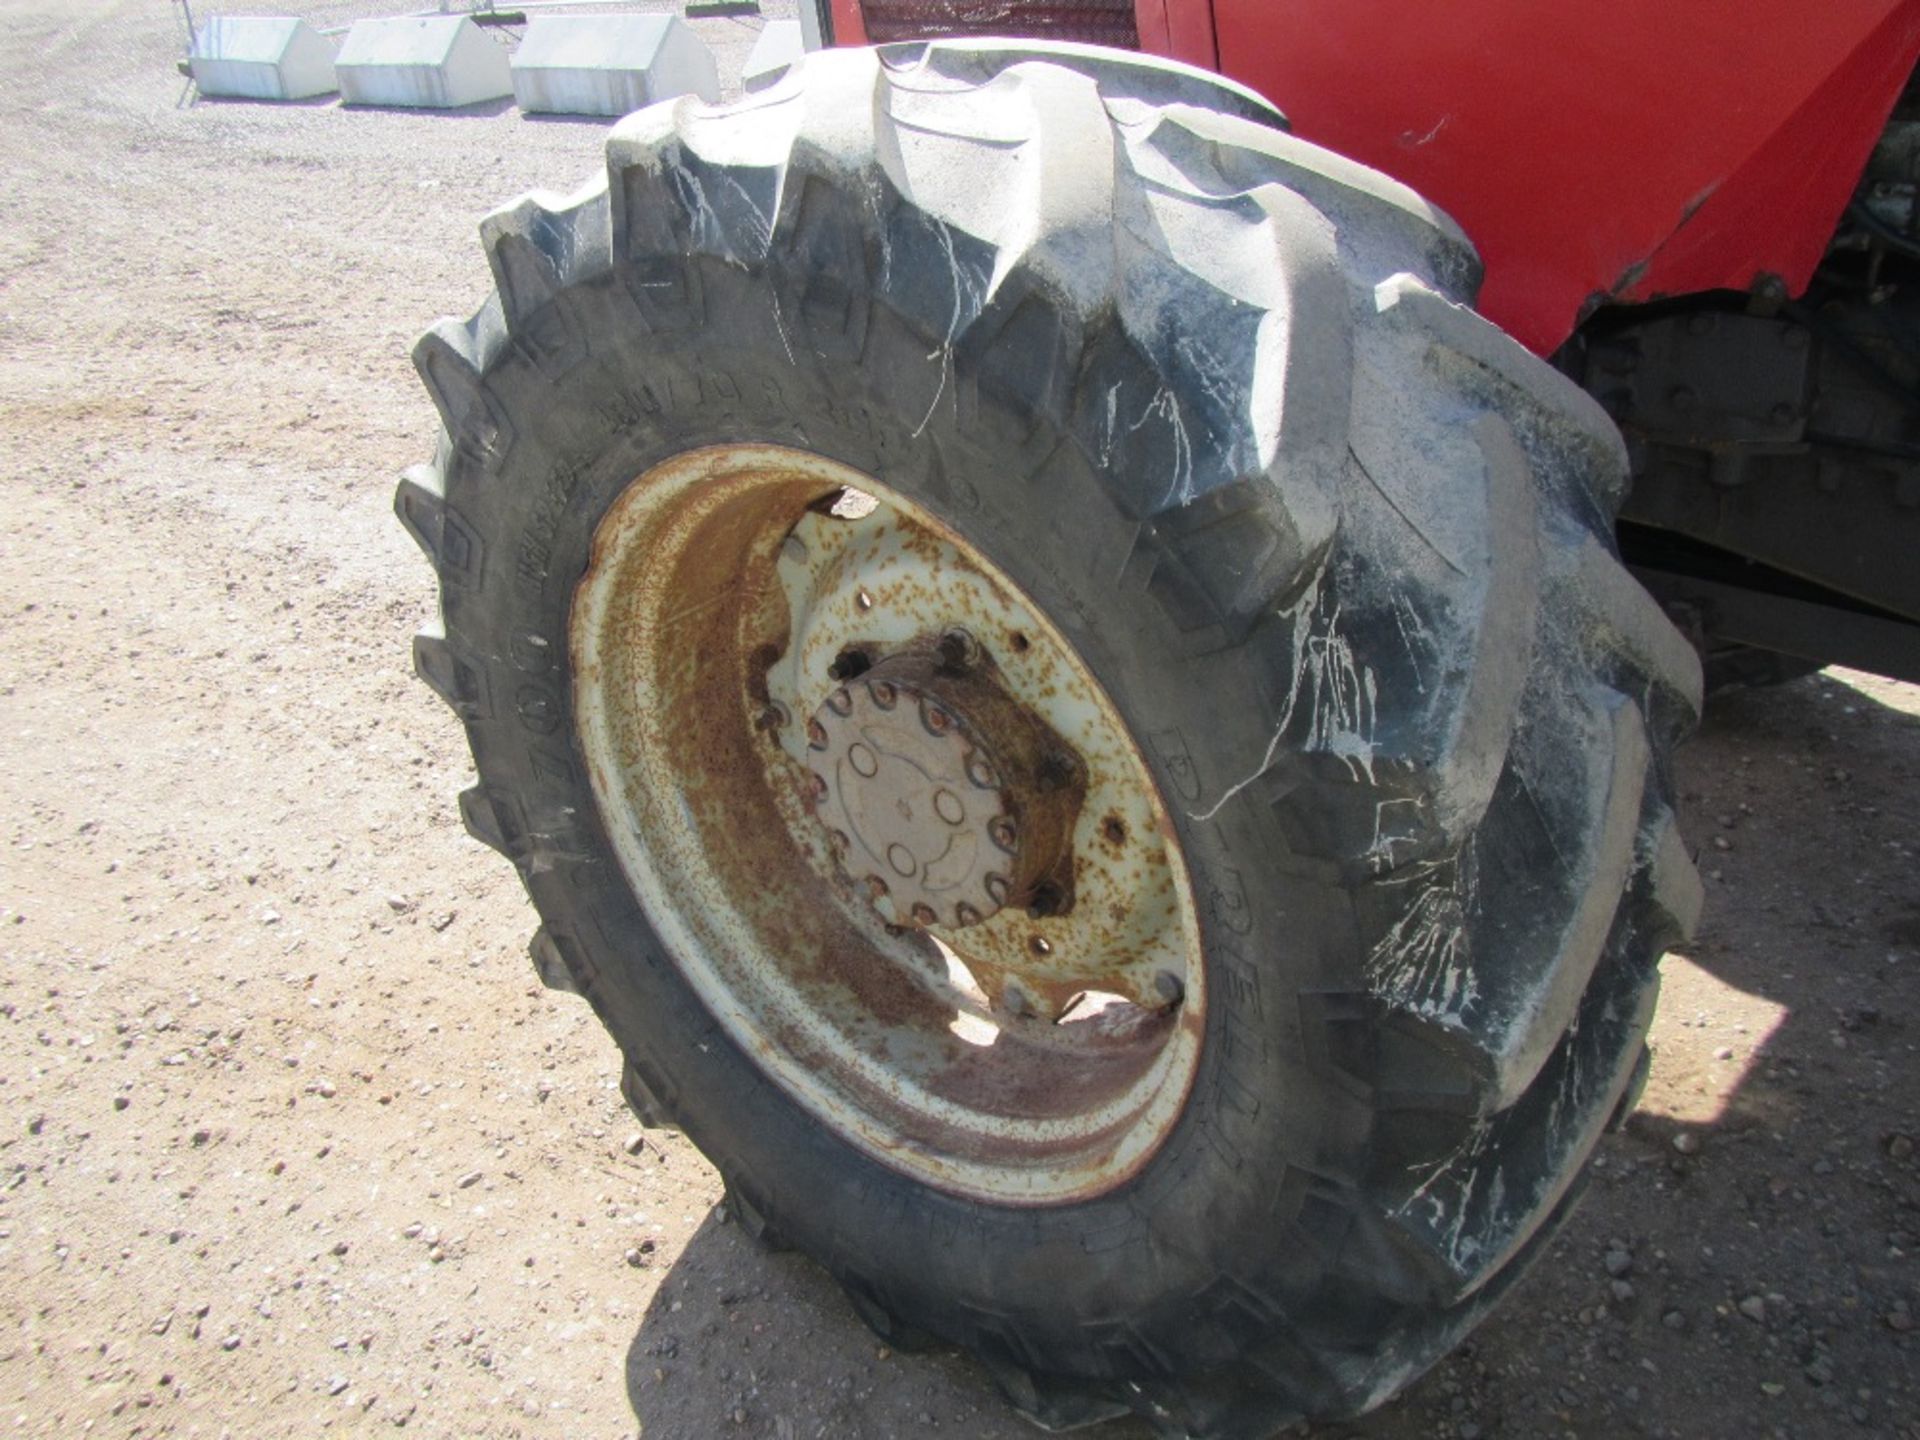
<box><xmin>511</xmin><ymin>14</ymin><xmax>719</xmax><ymax>116</ymax></box>
<box><xmin>741</xmin><ymin>19</ymin><xmax>804</xmax><ymax>94</ymax></box>
<box><xmin>336</xmin><ymin>16</ymin><xmax>513</xmax><ymax>110</ymax></box>
<box><xmin>190</xmin><ymin>16</ymin><xmax>337</xmax><ymax>102</ymax></box>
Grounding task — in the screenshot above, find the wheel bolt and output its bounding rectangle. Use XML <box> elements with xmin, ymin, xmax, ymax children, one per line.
<box><xmin>827</xmin><ymin>688</ymin><xmax>854</xmax><ymax>716</ymax></box>
<box><xmin>809</xmin><ymin>773</ymin><xmax>828</xmax><ymax>802</ymax></box>
<box><xmin>1153</xmin><ymin>970</ymin><xmax>1185</xmax><ymax>1006</ymax></box>
<box><xmin>964</xmin><ymin>751</ymin><xmax>998</xmax><ymax>791</ymax></box>
<box><xmin>938</xmin><ymin>627</ymin><xmax>980</xmax><ymax>672</ymax></box>
<box><xmin>922</xmin><ymin>700</ymin><xmax>951</xmax><ymax>734</ymax></box>
<box><xmin>983</xmin><ymin>873</ymin><xmax>1010</xmax><ymax>905</ymax></box>
<box><xmin>1038</xmin><ymin>750</ymin><xmax>1080</xmax><ymax>791</ymax></box>
<box><xmin>910</xmin><ymin>902</ymin><xmax>937</xmax><ymax>926</ymax></box>
<box><xmin>1003</xmin><ymin>983</ymin><xmax>1033</xmax><ymax>1019</ymax></box>
<box><xmin>988</xmin><ymin>816</ymin><xmax>1017</xmax><ymax>852</ymax></box>
<box><xmin>954</xmin><ymin>902</ymin><xmax>982</xmax><ymax>927</ymax></box>
<box><xmin>806</xmin><ymin>719</ymin><xmax>829</xmax><ymax>750</ymax></box>
<box><xmin>869</xmin><ymin>679</ymin><xmax>897</xmax><ymax>709</ymax></box>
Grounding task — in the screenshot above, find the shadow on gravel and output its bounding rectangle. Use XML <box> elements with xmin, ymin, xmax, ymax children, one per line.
<box><xmin>626</xmin><ymin>671</ymin><xmax>1920</xmax><ymax>1440</ymax></box>
<box><xmin>622</xmin><ymin>1211</ymin><xmax>1151</xmax><ymax>1439</ymax></box>
<box><xmin>518</xmin><ymin>110</ymin><xmax>633</xmax><ymax>128</ymax></box>
<box><xmin>188</xmin><ymin>91</ymin><xmax>343</xmax><ymax>110</ymax></box>
<box><xmin>326</xmin><ymin>96</ymin><xmax>520</xmax><ymax>118</ymax></box>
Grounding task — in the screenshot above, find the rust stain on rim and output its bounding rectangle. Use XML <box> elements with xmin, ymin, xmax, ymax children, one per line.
<box><xmin>569</xmin><ymin>443</ymin><xmax>1205</xmax><ymax>1205</ymax></box>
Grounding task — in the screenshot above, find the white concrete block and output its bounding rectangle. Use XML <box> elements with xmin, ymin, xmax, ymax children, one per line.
<box><xmin>336</xmin><ymin>16</ymin><xmax>513</xmax><ymax>110</ymax></box>
<box><xmin>510</xmin><ymin>14</ymin><xmax>719</xmax><ymax>117</ymax></box>
<box><xmin>190</xmin><ymin>16</ymin><xmax>337</xmax><ymax>102</ymax></box>
<box><xmin>741</xmin><ymin>19</ymin><xmax>804</xmax><ymax>94</ymax></box>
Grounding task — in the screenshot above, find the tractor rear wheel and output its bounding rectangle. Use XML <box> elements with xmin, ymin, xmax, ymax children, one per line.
<box><xmin>401</xmin><ymin>43</ymin><xmax>1702</xmax><ymax>1437</ymax></box>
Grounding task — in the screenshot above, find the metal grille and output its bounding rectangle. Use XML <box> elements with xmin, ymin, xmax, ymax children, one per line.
<box><xmin>859</xmin><ymin>1</ymin><xmax>1140</xmax><ymax>49</ymax></box>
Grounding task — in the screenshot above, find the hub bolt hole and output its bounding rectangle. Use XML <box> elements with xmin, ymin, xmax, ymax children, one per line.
<box><xmin>1026</xmin><ymin>882</ymin><xmax>1063</xmax><ymax>919</ymax></box>
<box><xmin>829</xmin><ymin>648</ymin><xmax>872</xmax><ymax>682</ymax></box>
<box><xmin>938</xmin><ymin>627</ymin><xmax>980</xmax><ymax>672</ymax></box>
<box><xmin>1037</xmin><ymin>750</ymin><xmax>1080</xmax><ymax>792</ymax></box>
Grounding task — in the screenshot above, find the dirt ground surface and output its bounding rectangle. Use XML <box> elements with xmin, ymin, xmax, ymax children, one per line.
<box><xmin>1</xmin><ymin>4</ymin><xmax>1916</xmax><ymax>1438</ymax></box>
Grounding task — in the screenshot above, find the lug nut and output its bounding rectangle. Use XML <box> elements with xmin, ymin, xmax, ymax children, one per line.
<box><xmin>964</xmin><ymin>751</ymin><xmax>999</xmax><ymax>791</ymax></box>
<box><xmin>910</xmin><ymin>902</ymin><xmax>937</xmax><ymax>926</ymax></box>
<box><xmin>983</xmin><ymin>873</ymin><xmax>1010</xmax><ymax>905</ymax></box>
<box><xmin>1038</xmin><ymin>750</ymin><xmax>1080</xmax><ymax>791</ymax></box>
<box><xmin>827</xmin><ymin>688</ymin><xmax>854</xmax><ymax>716</ymax></box>
<box><xmin>922</xmin><ymin>700</ymin><xmax>951</xmax><ymax>734</ymax></box>
<box><xmin>954</xmin><ymin>902</ymin><xmax>982</xmax><ymax>927</ymax></box>
<box><xmin>938</xmin><ymin>627</ymin><xmax>980</xmax><ymax>672</ymax></box>
<box><xmin>869</xmin><ymin>679</ymin><xmax>897</xmax><ymax>709</ymax></box>
<box><xmin>1002</xmin><ymin>983</ymin><xmax>1034</xmax><ymax>1019</ymax></box>
<box><xmin>988</xmin><ymin>817</ymin><xmax>1017</xmax><ymax>852</ymax></box>
<box><xmin>1153</xmin><ymin>970</ymin><xmax>1185</xmax><ymax>1006</ymax></box>
<box><xmin>806</xmin><ymin>719</ymin><xmax>829</xmax><ymax>751</ymax></box>
<box><xmin>809</xmin><ymin>773</ymin><xmax>829</xmax><ymax>802</ymax></box>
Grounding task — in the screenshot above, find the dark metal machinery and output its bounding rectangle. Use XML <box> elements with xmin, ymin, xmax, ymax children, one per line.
<box><xmin>1567</xmin><ymin>110</ymin><xmax>1920</xmax><ymax>686</ymax></box>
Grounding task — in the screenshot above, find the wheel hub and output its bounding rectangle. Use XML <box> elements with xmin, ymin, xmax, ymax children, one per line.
<box><xmin>805</xmin><ymin>637</ymin><xmax>1085</xmax><ymax>933</ymax></box>
<box><xmin>806</xmin><ymin>667</ymin><xmax>1016</xmax><ymax>929</ymax></box>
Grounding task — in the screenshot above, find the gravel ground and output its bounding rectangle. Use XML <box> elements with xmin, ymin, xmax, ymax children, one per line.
<box><xmin>0</xmin><ymin>4</ymin><xmax>1915</xmax><ymax>1438</ymax></box>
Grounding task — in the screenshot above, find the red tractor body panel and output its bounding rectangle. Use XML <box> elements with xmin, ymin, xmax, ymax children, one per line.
<box><xmin>834</xmin><ymin>0</ymin><xmax>1920</xmax><ymax>355</ymax></box>
<box><xmin>1210</xmin><ymin>0</ymin><xmax>1920</xmax><ymax>353</ymax></box>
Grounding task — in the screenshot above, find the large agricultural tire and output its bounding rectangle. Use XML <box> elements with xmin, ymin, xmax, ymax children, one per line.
<box><xmin>400</xmin><ymin>43</ymin><xmax>1703</xmax><ymax>1438</ymax></box>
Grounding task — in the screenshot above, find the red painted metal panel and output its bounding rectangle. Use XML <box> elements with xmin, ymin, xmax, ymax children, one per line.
<box><xmin>1135</xmin><ymin>0</ymin><xmax>1216</xmax><ymax>68</ymax></box>
<box><xmin>1209</xmin><ymin>0</ymin><xmax>1920</xmax><ymax>353</ymax></box>
<box><xmin>829</xmin><ymin>0</ymin><xmax>870</xmax><ymax>45</ymax></box>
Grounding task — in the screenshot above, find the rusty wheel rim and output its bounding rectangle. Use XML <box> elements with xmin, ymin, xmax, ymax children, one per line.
<box><xmin>571</xmin><ymin>444</ymin><xmax>1205</xmax><ymax>1205</ymax></box>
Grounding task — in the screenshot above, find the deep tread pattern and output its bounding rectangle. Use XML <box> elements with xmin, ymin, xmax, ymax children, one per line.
<box><xmin>526</xmin><ymin>925</ymin><xmax>581</xmax><ymax>996</ymax></box>
<box><xmin>980</xmin><ymin>1356</ymin><xmax>1131</xmax><ymax>1433</ymax></box>
<box><xmin>723</xmin><ymin>1184</ymin><xmax>790</xmax><ymax>1253</ymax></box>
<box><xmin>839</xmin><ymin>1277</ymin><xmax>937</xmax><ymax>1350</ymax></box>
<box><xmin>394</xmin><ymin>464</ymin><xmax>482</xmax><ymax>585</ymax></box>
<box><xmin>403</xmin><ymin>43</ymin><xmax>1700</xmax><ymax>1439</ymax></box>
<box><xmin>619</xmin><ymin>1057</ymin><xmax>682</xmax><ymax>1136</ymax></box>
<box><xmin>411</xmin><ymin>623</ymin><xmax>490</xmax><ymax>721</ymax></box>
